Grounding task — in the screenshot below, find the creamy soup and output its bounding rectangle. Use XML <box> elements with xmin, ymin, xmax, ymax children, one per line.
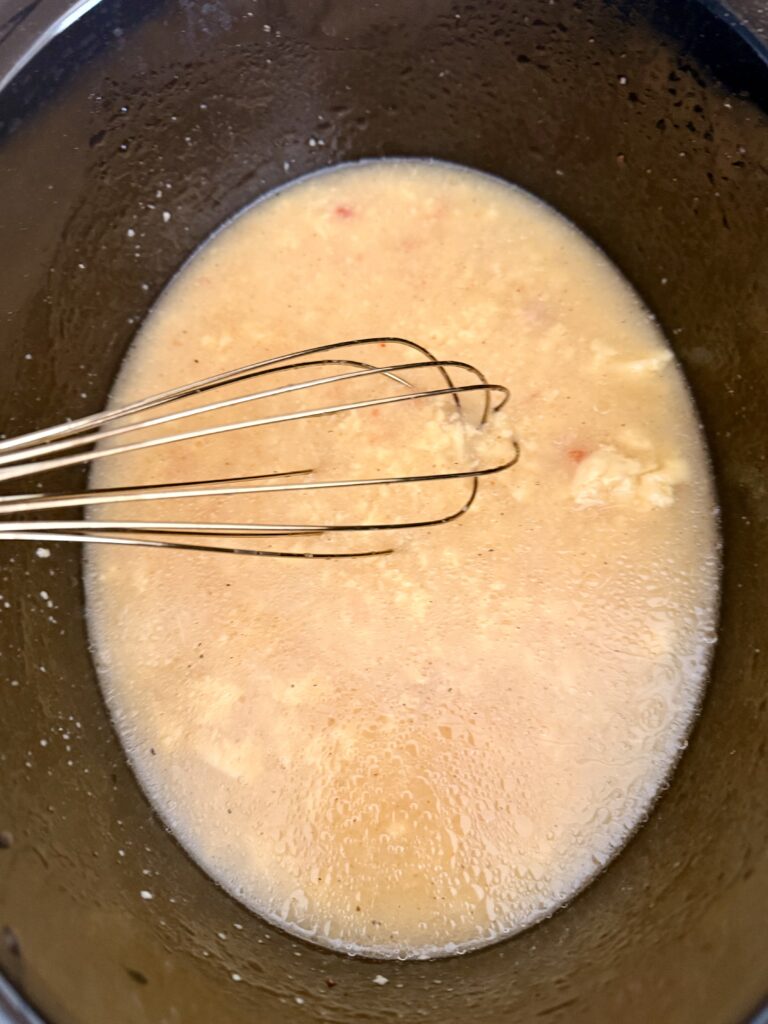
<box><xmin>86</xmin><ymin>160</ymin><xmax>718</xmax><ymax>959</ymax></box>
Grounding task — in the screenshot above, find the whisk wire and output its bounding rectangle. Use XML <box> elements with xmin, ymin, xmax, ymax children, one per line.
<box><xmin>0</xmin><ymin>338</ymin><xmax>462</xmax><ymax>454</ymax></box>
<box><xmin>0</xmin><ymin>339</ymin><xmax>518</xmax><ymax>557</ymax></box>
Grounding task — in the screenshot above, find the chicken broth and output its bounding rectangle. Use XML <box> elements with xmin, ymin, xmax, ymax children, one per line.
<box><xmin>85</xmin><ymin>160</ymin><xmax>718</xmax><ymax>958</ymax></box>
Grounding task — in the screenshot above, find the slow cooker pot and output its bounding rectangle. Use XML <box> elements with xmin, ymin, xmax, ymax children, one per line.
<box><xmin>0</xmin><ymin>1</ymin><xmax>767</xmax><ymax>1022</ymax></box>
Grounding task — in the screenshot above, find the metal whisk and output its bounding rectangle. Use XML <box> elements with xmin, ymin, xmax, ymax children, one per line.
<box><xmin>0</xmin><ymin>338</ymin><xmax>518</xmax><ymax>557</ymax></box>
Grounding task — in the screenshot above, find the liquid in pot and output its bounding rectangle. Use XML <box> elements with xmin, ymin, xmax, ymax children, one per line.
<box><xmin>86</xmin><ymin>160</ymin><xmax>718</xmax><ymax>958</ymax></box>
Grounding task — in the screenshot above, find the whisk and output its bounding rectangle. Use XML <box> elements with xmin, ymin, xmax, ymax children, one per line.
<box><xmin>0</xmin><ymin>337</ymin><xmax>518</xmax><ymax>558</ymax></box>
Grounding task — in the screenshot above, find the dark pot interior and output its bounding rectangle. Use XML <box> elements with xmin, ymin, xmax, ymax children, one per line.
<box><xmin>0</xmin><ymin>1</ymin><xmax>767</xmax><ymax>1022</ymax></box>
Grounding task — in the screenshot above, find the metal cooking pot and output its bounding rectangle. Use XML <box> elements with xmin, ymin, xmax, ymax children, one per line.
<box><xmin>0</xmin><ymin>1</ymin><xmax>766</xmax><ymax>1022</ymax></box>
